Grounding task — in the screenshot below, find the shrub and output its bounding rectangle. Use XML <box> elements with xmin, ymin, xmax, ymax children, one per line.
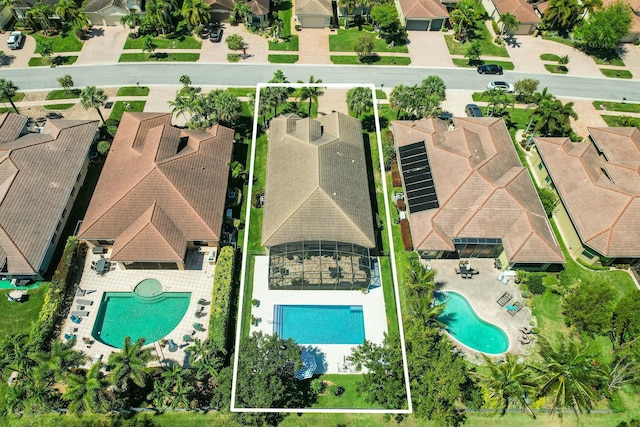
<box><xmin>575</xmin><ymin>257</ymin><xmax>610</xmax><ymax>270</ymax></box>
<box><xmin>97</xmin><ymin>140</ymin><xmax>111</xmax><ymax>154</ymax></box>
<box><xmin>209</xmin><ymin>246</ymin><xmax>237</xmax><ymax>351</ymax></box>
<box><xmin>329</xmin><ymin>384</ymin><xmax>345</xmax><ymax>396</ymax></box>
<box><xmin>310</xmin><ymin>379</ymin><xmax>326</xmax><ymax>395</ymax></box>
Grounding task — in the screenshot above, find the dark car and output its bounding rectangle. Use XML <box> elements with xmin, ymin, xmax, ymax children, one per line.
<box><xmin>210</xmin><ymin>25</ymin><xmax>222</xmax><ymax>43</ymax></box>
<box><xmin>465</xmin><ymin>104</ymin><xmax>483</xmax><ymax>117</ymax></box>
<box><xmin>477</xmin><ymin>64</ymin><xmax>503</xmax><ymax>75</ymax></box>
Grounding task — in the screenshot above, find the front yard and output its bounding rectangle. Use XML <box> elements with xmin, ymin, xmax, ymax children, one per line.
<box><xmin>329</xmin><ymin>28</ymin><xmax>409</xmax><ymax>53</ymax></box>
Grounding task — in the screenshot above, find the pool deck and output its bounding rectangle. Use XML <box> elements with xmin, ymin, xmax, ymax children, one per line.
<box><xmin>61</xmin><ymin>248</ymin><xmax>215</xmax><ymax>368</ymax></box>
<box><xmin>250</xmin><ymin>256</ymin><xmax>388</xmax><ymax>374</ymax></box>
<box><xmin>426</xmin><ymin>258</ymin><xmax>537</xmax><ymax>361</ymax></box>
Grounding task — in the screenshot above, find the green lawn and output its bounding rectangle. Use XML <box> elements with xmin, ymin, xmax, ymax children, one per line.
<box><xmin>601</xmin><ymin>114</ymin><xmax>640</xmax><ymax>129</ymax></box>
<box><xmin>311</xmin><ymin>374</ymin><xmax>384</xmax><ymax>409</ymax></box>
<box><xmin>600</xmin><ymin>68</ymin><xmax>633</xmax><ymax>79</ymax></box>
<box><xmin>541</xmin><ymin>34</ymin><xmax>575</xmax><ymax>47</ymax></box>
<box><xmin>225</xmin><ymin>87</ymin><xmax>256</xmax><ymax>97</ymax></box>
<box><xmin>28</xmin><ymin>56</ymin><xmax>78</xmax><ymax>66</ymax></box>
<box><xmin>108</xmin><ymin>100</ymin><xmax>146</xmax><ymax>121</ymax></box>
<box><xmin>329</xmin><ymin>28</ymin><xmax>409</xmax><ymax>53</ymax></box>
<box><xmin>0</xmin><ymin>282</ymin><xmax>49</xmax><ymax>339</ymax></box>
<box><xmin>268</xmin><ymin>54</ymin><xmax>298</xmax><ymax>63</ymax></box>
<box><xmin>45</xmin><ymin>89</ymin><xmax>81</xmax><ymax>100</ymax></box>
<box><xmin>540</xmin><ymin>53</ymin><xmax>561</xmax><ymax>61</ymax></box>
<box><xmin>471</xmin><ymin>92</ymin><xmax>515</xmax><ymax>103</ymax></box>
<box><xmin>228</xmin><ymin>53</ymin><xmax>241</xmax><ymax>62</ymax></box>
<box><xmin>118</xmin><ymin>52</ymin><xmax>200</xmax><ymax>62</ymax></box>
<box><xmin>376</xmin><ymin>89</ymin><xmax>386</xmax><ymax>100</ymax></box>
<box><xmin>124</xmin><ymin>35</ymin><xmax>202</xmax><ymax>49</ymax></box>
<box><xmin>43</xmin><ymin>103</ymin><xmax>75</xmax><ymax>110</ymax></box>
<box><xmin>276</xmin><ymin>1</ymin><xmax>293</xmax><ymax>34</ymax></box>
<box><xmin>444</xmin><ymin>22</ymin><xmax>509</xmax><ymax>58</ymax></box>
<box><xmin>544</xmin><ymin>63</ymin><xmax>568</xmax><ymax>74</ymax></box>
<box><xmin>593</xmin><ymin>101</ymin><xmax>640</xmax><ymax>113</ymax></box>
<box><xmin>330</xmin><ymin>55</ymin><xmax>411</xmax><ymax>65</ymax></box>
<box><xmin>0</xmin><ymin>92</ymin><xmax>25</xmax><ymax>103</ymax></box>
<box><xmin>593</xmin><ymin>56</ymin><xmax>625</xmax><ymax>66</ymax></box>
<box><xmin>269</xmin><ymin>36</ymin><xmax>299</xmax><ymax>51</ymax></box>
<box><xmin>116</xmin><ymin>86</ymin><xmax>150</xmax><ymax>96</ymax></box>
<box><xmin>452</xmin><ymin>58</ymin><xmax>514</xmax><ymax>70</ymax></box>
<box><xmin>31</xmin><ymin>28</ymin><xmax>83</xmax><ymax>52</ymax></box>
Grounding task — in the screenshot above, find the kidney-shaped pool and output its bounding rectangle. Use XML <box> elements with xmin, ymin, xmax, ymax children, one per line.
<box><xmin>435</xmin><ymin>291</ymin><xmax>509</xmax><ymax>354</ymax></box>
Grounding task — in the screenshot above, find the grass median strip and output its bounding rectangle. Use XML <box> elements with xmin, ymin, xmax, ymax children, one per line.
<box><xmin>452</xmin><ymin>58</ymin><xmax>514</xmax><ymax>70</ymax></box>
<box><xmin>600</xmin><ymin>68</ymin><xmax>633</xmax><ymax>79</ymax></box>
<box><xmin>124</xmin><ymin>36</ymin><xmax>201</xmax><ymax>49</ymax></box>
<box><xmin>330</xmin><ymin>55</ymin><xmax>411</xmax><ymax>65</ymax></box>
<box><xmin>29</xmin><ymin>56</ymin><xmax>78</xmax><ymax>66</ymax></box>
<box><xmin>593</xmin><ymin>101</ymin><xmax>640</xmax><ymax>113</ymax></box>
<box><xmin>116</xmin><ymin>86</ymin><xmax>150</xmax><ymax>96</ymax></box>
<box><xmin>544</xmin><ymin>63</ymin><xmax>568</xmax><ymax>74</ymax></box>
<box><xmin>119</xmin><ymin>53</ymin><xmax>199</xmax><ymax>62</ymax></box>
<box><xmin>268</xmin><ymin>54</ymin><xmax>298</xmax><ymax>63</ymax></box>
<box><xmin>43</xmin><ymin>103</ymin><xmax>75</xmax><ymax>110</ymax></box>
<box><xmin>46</xmin><ymin>89</ymin><xmax>81</xmax><ymax>100</ymax></box>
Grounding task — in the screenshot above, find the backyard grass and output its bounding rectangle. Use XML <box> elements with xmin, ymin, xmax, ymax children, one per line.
<box><xmin>444</xmin><ymin>23</ymin><xmax>509</xmax><ymax>58</ymax></box>
<box><xmin>31</xmin><ymin>28</ymin><xmax>83</xmax><ymax>52</ymax></box>
<box><xmin>45</xmin><ymin>89</ymin><xmax>81</xmax><ymax>100</ymax></box>
<box><xmin>268</xmin><ymin>36</ymin><xmax>299</xmax><ymax>51</ymax></box>
<box><xmin>124</xmin><ymin>35</ymin><xmax>201</xmax><ymax>49</ymax></box>
<box><xmin>376</xmin><ymin>89</ymin><xmax>386</xmax><ymax>100</ymax></box>
<box><xmin>119</xmin><ymin>53</ymin><xmax>200</xmax><ymax>62</ymax></box>
<box><xmin>540</xmin><ymin>53</ymin><xmax>561</xmax><ymax>61</ymax></box>
<box><xmin>108</xmin><ymin>100</ymin><xmax>146</xmax><ymax>121</ymax></box>
<box><xmin>28</xmin><ymin>56</ymin><xmax>78</xmax><ymax>66</ymax></box>
<box><xmin>43</xmin><ymin>103</ymin><xmax>75</xmax><ymax>110</ymax></box>
<box><xmin>600</xmin><ymin>68</ymin><xmax>633</xmax><ymax>79</ymax></box>
<box><xmin>0</xmin><ymin>92</ymin><xmax>25</xmax><ymax>103</ymax></box>
<box><xmin>452</xmin><ymin>58</ymin><xmax>514</xmax><ymax>70</ymax></box>
<box><xmin>225</xmin><ymin>87</ymin><xmax>256</xmax><ymax>97</ymax></box>
<box><xmin>0</xmin><ymin>282</ymin><xmax>49</xmax><ymax>339</ymax></box>
<box><xmin>593</xmin><ymin>101</ymin><xmax>640</xmax><ymax>112</ymax></box>
<box><xmin>268</xmin><ymin>54</ymin><xmax>298</xmax><ymax>63</ymax></box>
<box><xmin>330</xmin><ymin>55</ymin><xmax>411</xmax><ymax>65</ymax></box>
<box><xmin>329</xmin><ymin>28</ymin><xmax>409</xmax><ymax>53</ymax></box>
<box><xmin>544</xmin><ymin>63</ymin><xmax>568</xmax><ymax>74</ymax></box>
<box><xmin>601</xmin><ymin>114</ymin><xmax>640</xmax><ymax>128</ymax></box>
<box><xmin>311</xmin><ymin>374</ymin><xmax>384</xmax><ymax>409</ymax></box>
<box><xmin>116</xmin><ymin>86</ymin><xmax>150</xmax><ymax>96</ymax></box>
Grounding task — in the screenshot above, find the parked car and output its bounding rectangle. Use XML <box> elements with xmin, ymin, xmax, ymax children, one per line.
<box><xmin>465</xmin><ymin>104</ymin><xmax>483</xmax><ymax>117</ymax></box>
<box><xmin>477</xmin><ymin>64</ymin><xmax>503</xmax><ymax>75</ymax></box>
<box><xmin>6</xmin><ymin>31</ymin><xmax>23</xmax><ymax>50</ymax></box>
<box><xmin>210</xmin><ymin>25</ymin><xmax>222</xmax><ymax>43</ymax></box>
<box><xmin>487</xmin><ymin>81</ymin><xmax>515</xmax><ymax>93</ymax></box>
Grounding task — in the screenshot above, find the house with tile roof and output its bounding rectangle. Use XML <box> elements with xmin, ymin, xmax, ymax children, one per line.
<box><xmin>295</xmin><ymin>0</ymin><xmax>333</xmax><ymax>28</ymax></box>
<box><xmin>393</xmin><ymin>117</ymin><xmax>564</xmax><ymax>271</ymax></box>
<box><xmin>78</xmin><ymin>112</ymin><xmax>234</xmax><ymax>270</ymax></box>
<box><xmin>395</xmin><ymin>0</ymin><xmax>450</xmax><ymax>31</ymax></box>
<box><xmin>533</xmin><ymin>127</ymin><xmax>640</xmax><ymax>268</ymax></box>
<box><xmin>262</xmin><ymin>112</ymin><xmax>376</xmax><ymax>290</ymax></box>
<box><xmin>0</xmin><ymin>113</ymin><xmax>99</xmax><ymax>280</ymax></box>
<box><xmin>84</xmin><ymin>0</ymin><xmax>142</xmax><ymax>26</ymax></box>
<box><xmin>483</xmin><ymin>0</ymin><xmax>541</xmax><ymax>34</ymax></box>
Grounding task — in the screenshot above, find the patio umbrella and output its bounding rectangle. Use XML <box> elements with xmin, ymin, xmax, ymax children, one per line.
<box><xmin>7</xmin><ymin>290</ymin><xmax>25</xmax><ymax>302</ymax></box>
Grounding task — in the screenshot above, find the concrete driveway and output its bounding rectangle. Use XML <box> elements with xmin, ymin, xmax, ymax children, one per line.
<box><xmin>76</xmin><ymin>26</ymin><xmax>129</xmax><ymax>65</ymax></box>
<box><xmin>407</xmin><ymin>31</ymin><xmax>453</xmax><ymax>68</ymax></box>
<box><xmin>199</xmin><ymin>24</ymin><xmax>268</xmax><ymax>64</ymax></box>
<box><xmin>297</xmin><ymin>28</ymin><xmax>331</xmax><ymax>65</ymax></box>
<box><xmin>0</xmin><ymin>32</ymin><xmax>35</xmax><ymax>68</ymax></box>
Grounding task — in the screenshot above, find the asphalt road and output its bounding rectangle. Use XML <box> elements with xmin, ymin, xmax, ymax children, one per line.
<box><xmin>3</xmin><ymin>63</ymin><xmax>639</xmax><ymax>102</ymax></box>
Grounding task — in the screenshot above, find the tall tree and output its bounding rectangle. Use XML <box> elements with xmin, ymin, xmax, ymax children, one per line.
<box><xmin>55</xmin><ymin>0</ymin><xmax>78</xmax><ymax>22</ymax></box>
<box><xmin>145</xmin><ymin>0</ymin><xmax>176</xmax><ymax>34</ymax></box>
<box><xmin>498</xmin><ymin>12</ymin><xmax>519</xmax><ymax>39</ymax></box>
<box><xmin>421</xmin><ymin>75</ymin><xmax>447</xmax><ymax>101</ymax></box>
<box><xmin>0</xmin><ymin>78</ymin><xmax>20</xmax><ymax>114</ymax></box>
<box><xmin>233</xmin><ymin>1</ymin><xmax>252</xmax><ymax>25</ymax></box>
<box><xmin>26</xmin><ymin>3</ymin><xmax>54</xmax><ymax>34</ymax></box>
<box><xmin>107</xmin><ymin>336</ymin><xmax>155</xmax><ymax>392</ymax></box>
<box><xmin>182</xmin><ymin>0</ymin><xmax>211</xmax><ymax>30</ymax></box>
<box><xmin>120</xmin><ymin>10</ymin><xmax>140</xmax><ymax>34</ymax></box>
<box><xmin>57</xmin><ymin>74</ymin><xmax>74</xmax><ymax>94</ymax></box>
<box><xmin>80</xmin><ymin>86</ymin><xmax>108</xmax><ymax>124</ymax></box>
<box><xmin>296</xmin><ymin>75</ymin><xmax>324</xmax><ymax>117</ymax></box>
<box><xmin>36</xmin><ymin>39</ymin><xmax>54</xmax><ymax>65</ymax></box>
<box><xmin>33</xmin><ymin>339</ymin><xmax>86</xmax><ymax>383</ymax></box>
<box><xmin>270</xmin><ymin>18</ymin><xmax>284</xmax><ymax>41</ymax></box>
<box><xmin>530</xmin><ymin>98</ymin><xmax>577</xmax><ymax>137</ymax></box>
<box><xmin>449</xmin><ymin>0</ymin><xmax>475</xmax><ymax>41</ymax></box>
<box><xmin>611</xmin><ymin>291</ymin><xmax>640</xmax><ymax>348</ymax></box>
<box><xmin>574</xmin><ymin>0</ymin><xmax>632</xmax><ymax>51</ymax></box>
<box><xmin>346</xmin><ymin>86</ymin><xmax>373</xmax><ymax>117</ymax></box>
<box><xmin>543</xmin><ymin>0</ymin><xmax>581</xmax><ymax>30</ymax></box>
<box><xmin>483</xmin><ymin>87</ymin><xmax>513</xmax><ymax>117</ymax></box>
<box><xmin>63</xmin><ymin>363</ymin><xmax>111</xmax><ymax>413</ymax></box>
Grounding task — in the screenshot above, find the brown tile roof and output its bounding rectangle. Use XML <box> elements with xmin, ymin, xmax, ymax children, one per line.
<box><xmin>0</xmin><ymin>117</ymin><xmax>99</xmax><ymax>276</ymax></box>
<box><xmin>535</xmin><ymin>127</ymin><xmax>640</xmax><ymax>258</ymax></box>
<box><xmin>248</xmin><ymin>0</ymin><xmax>270</xmax><ymax>15</ymax></box>
<box><xmin>203</xmin><ymin>0</ymin><xmax>234</xmax><ymax>11</ymax></box>
<box><xmin>0</xmin><ymin>113</ymin><xmax>27</xmax><ymax>144</ymax></box>
<box><xmin>78</xmin><ymin>112</ymin><xmax>234</xmax><ymax>263</ymax></box>
<box><xmin>398</xmin><ymin>0</ymin><xmax>449</xmax><ymax>19</ymax></box>
<box><xmin>262</xmin><ymin>113</ymin><xmax>376</xmax><ymax>248</ymax></box>
<box><xmin>84</xmin><ymin>0</ymin><xmax>127</xmax><ymax>13</ymax></box>
<box><xmin>296</xmin><ymin>0</ymin><xmax>332</xmax><ymax>16</ymax></box>
<box><xmin>393</xmin><ymin>117</ymin><xmax>563</xmax><ymax>264</ymax></box>
<box><xmin>493</xmin><ymin>0</ymin><xmax>541</xmax><ymax>23</ymax></box>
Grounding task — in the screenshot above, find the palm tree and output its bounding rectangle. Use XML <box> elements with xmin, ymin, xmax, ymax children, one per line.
<box><xmin>0</xmin><ymin>78</ymin><xmax>20</xmax><ymax>114</ymax></box>
<box><xmin>55</xmin><ymin>0</ymin><xmax>78</xmax><ymax>22</ymax></box>
<box><xmin>449</xmin><ymin>0</ymin><xmax>475</xmax><ymax>41</ymax></box>
<box><xmin>338</xmin><ymin>0</ymin><xmax>357</xmax><ymax>27</ymax></box>
<box><xmin>233</xmin><ymin>1</ymin><xmax>252</xmax><ymax>25</ymax></box>
<box><xmin>543</xmin><ymin>0</ymin><xmax>581</xmax><ymax>29</ymax></box>
<box><xmin>580</xmin><ymin>0</ymin><xmax>602</xmax><ymax>17</ymax></box>
<box><xmin>80</xmin><ymin>86</ymin><xmax>108</xmax><ymax>124</ymax></box>
<box><xmin>346</xmin><ymin>86</ymin><xmax>373</xmax><ymax>117</ymax></box>
<box><xmin>26</xmin><ymin>3</ymin><xmax>55</xmax><ymax>34</ymax></box>
<box><xmin>33</xmin><ymin>340</ymin><xmax>86</xmax><ymax>383</ymax></box>
<box><xmin>498</xmin><ymin>12</ymin><xmax>519</xmax><ymax>39</ymax></box>
<box><xmin>145</xmin><ymin>0</ymin><xmax>177</xmax><ymax>34</ymax></box>
<box><xmin>530</xmin><ymin>98</ymin><xmax>577</xmax><ymax>137</ymax></box>
<box><xmin>296</xmin><ymin>75</ymin><xmax>324</xmax><ymax>117</ymax></box>
<box><xmin>63</xmin><ymin>363</ymin><xmax>111</xmax><ymax>413</ymax></box>
<box><xmin>421</xmin><ymin>75</ymin><xmax>447</xmax><ymax>101</ymax></box>
<box><xmin>214</xmin><ymin>91</ymin><xmax>242</xmax><ymax>124</ymax></box>
<box><xmin>169</xmin><ymin>89</ymin><xmax>197</xmax><ymax>121</ymax></box>
<box><xmin>182</xmin><ymin>0</ymin><xmax>211</xmax><ymax>30</ymax></box>
<box><xmin>72</xmin><ymin>11</ymin><xmax>90</xmax><ymax>39</ymax></box>
<box><xmin>108</xmin><ymin>336</ymin><xmax>155</xmax><ymax>392</ymax></box>
<box><xmin>228</xmin><ymin>160</ymin><xmax>248</xmax><ymax>181</ymax></box>
<box><xmin>270</xmin><ymin>18</ymin><xmax>284</xmax><ymax>41</ymax></box>
<box><xmin>478</xmin><ymin>354</ymin><xmax>537</xmax><ymax>418</ymax></box>
<box><xmin>531</xmin><ymin>336</ymin><xmax>607</xmax><ymax>420</ymax></box>
<box><xmin>148</xmin><ymin>373</ymin><xmax>173</xmax><ymax>410</ymax></box>
<box><xmin>0</xmin><ymin>333</ymin><xmax>34</xmax><ymax>378</ymax></box>
<box><xmin>57</xmin><ymin>74</ymin><xmax>74</xmax><ymax>94</ymax></box>
<box><xmin>120</xmin><ymin>11</ymin><xmax>140</xmax><ymax>34</ymax></box>
<box><xmin>389</xmin><ymin>84</ymin><xmax>412</xmax><ymax>119</ymax></box>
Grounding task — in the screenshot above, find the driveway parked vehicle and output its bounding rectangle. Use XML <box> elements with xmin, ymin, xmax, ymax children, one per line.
<box><xmin>6</xmin><ymin>31</ymin><xmax>23</xmax><ymax>50</ymax></box>
<box><xmin>487</xmin><ymin>81</ymin><xmax>515</xmax><ymax>93</ymax></box>
<box><xmin>465</xmin><ymin>104</ymin><xmax>483</xmax><ymax>117</ymax></box>
<box><xmin>210</xmin><ymin>25</ymin><xmax>222</xmax><ymax>43</ymax></box>
<box><xmin>477</xmin><ymin>64</ymin><xmax>503</xmax><ymax>75</ymax></box>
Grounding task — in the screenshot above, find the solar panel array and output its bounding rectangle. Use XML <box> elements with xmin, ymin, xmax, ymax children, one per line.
<box><xmin>398</xmin><ymin>142</ymin><xmax>439</xmax><ymax>213</ymax></box>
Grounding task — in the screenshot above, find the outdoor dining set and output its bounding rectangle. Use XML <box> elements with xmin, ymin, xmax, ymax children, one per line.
<box><xmin>455</xmin><ymin>260</ymin><xmax>480</xmax><ymax>279</ymax></box>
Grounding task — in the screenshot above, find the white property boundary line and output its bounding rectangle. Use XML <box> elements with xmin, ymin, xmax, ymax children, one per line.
<box><xmin>230</xmin><ymin>83</ymin><xmax>412</xmax><ymax>415</ymax></box>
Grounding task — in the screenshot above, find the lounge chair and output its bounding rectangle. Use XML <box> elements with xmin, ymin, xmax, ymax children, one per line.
<box><xmin>194</xmin><ymin>323</ymin><xmax>206</xmax><ymax>332</ymax></box>
<box><xmin>183</xmin><ymin>334</ymin><xmax>193</xmax><ymax>342</ymax></box>
<box><xmin>507</xmin><ymin>301</ymin><xmax>524</xmax><ymax>316</ymax></box>
<box><xmin>64</xmin><ymin>333</ymin><xmax>76</xmax><ymax>341</ymax></box>
<box><xmin>70</xmin><ymin>314</ymin><xmax>81</xmax><ymax>324</ymax></box>
<box><xmin>76</xmin><ymin>299</ymin><xmax>94</xmax><ymax>306</ymax></box>
<box><xmin>520</xmin><ymin>326</ymin><xmax>532</xmax><ymax>334</ymax></box>
<box><xmin>197</xmin><ymin>298</ymin><xmax>211</xmax><ymax>305</ymax></box>
<box><xmin>71</xmin><ymin>311</ymin><xmax>89</xmax><ymax>317</ymax></box>
<box><xmin>76</xmin><ymin>288</ymin><xmax>86</xmax><ymax>297</ymax></box>
<box><xmin>520</xmin><ymin>335</ymin><xmax>532</xmax><ymax>344</ymax></box>
<box><xmin>496</xmin><ymin>292</ymin><xmax>512</xmax><ymax>307</ymax></box>
<box><xmin>455</xmin><ymin>267</ymin><xmax>461</xmax><ymax>274</ymax></box>
<box><xmin>168</xmin><ymin>339</ymin><xmax>178</xmax><ymax>352</ymax></box>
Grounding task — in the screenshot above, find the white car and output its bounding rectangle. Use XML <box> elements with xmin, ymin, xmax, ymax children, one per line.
<box><xmin>6</xmin><ymin>31</ymin><xmax>23</xmax><ymax>50</ymax></box>
<box><xmin>487</xmin><ymin>81</ymin><xmax>515</xmax><ymax>93</ymax></box>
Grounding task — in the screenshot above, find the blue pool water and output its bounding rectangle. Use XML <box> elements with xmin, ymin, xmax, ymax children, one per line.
<box><xmin>92</xmin><ymin>291</ymin><xmax>190</xmax><ymax>348</ymax></box>
<box><xmin>274</xmin><ymin>305</ymin><xmax>365</xmax><ymax>344</ymax></box>
<box><xmin>435</xmin><ymin>291</ymin><xmax>509</xmax><ymax>354</ymax></box>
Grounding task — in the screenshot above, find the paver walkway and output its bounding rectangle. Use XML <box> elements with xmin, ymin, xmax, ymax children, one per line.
<box><xmin>76</xmin><ymin>26</ymin><xmax>129</xmax><ymax>65</ymax></box>
<box><xmin>297</xmin><ymin>28</ymin><xmax>331</xmax><ymax>64</ymax></box>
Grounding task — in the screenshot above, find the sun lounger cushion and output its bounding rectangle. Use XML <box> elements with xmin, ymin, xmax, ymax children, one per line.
<box><xmin>71</xmin><ymin>311</ymin><xmax>89</xmax><ymax>317</ymax></box>
<box><xmin>76</xmin><ymin>299</ymin><xmax>94</xmax><ymax>306</ymax></box>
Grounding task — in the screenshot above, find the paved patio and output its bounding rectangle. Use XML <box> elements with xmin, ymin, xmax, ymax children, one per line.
<box><xmin>60</xmin><ymin>248</ymin><xmax>216</xmax><ymax>368</ymax></box>
<box><xmin>250</xmin><ymin>256</ymin><xmax>388</xmax><ymax>374</ymax></box>
<box><xmin>427</xmin><ymin>258</ymin><xmax>537</xmax><ymax>361</ymax></box>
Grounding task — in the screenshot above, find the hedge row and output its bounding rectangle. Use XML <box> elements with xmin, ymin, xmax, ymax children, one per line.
<box><xmin>209</xmin><ymin>246</ymin><xmax>236</xmax><ymax>352</ymax></box>
<box><xmin>576</xmin><ymin>257</ymin><xmax>610</xmax><ymax>271</ymax></box>
<box><xmin>28</xmin><ymin>236</ymin><xmax>79</xmax><ymax>352</ymax></box>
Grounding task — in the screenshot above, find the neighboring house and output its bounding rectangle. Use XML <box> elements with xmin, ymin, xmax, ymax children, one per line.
<box><xmin>84</xmin><ymin>0</ymin><xmax>142</xmax><ymax>27</ymax></box>
<box><xmin>483</xmin><ymin>0</ymin><xmax>541</xmax><ymax>34</ymax></box>
<box><xmin>262</xmin><ymin>112</ymin><xmax>376</xmax><ymax>290</ymax></box>
<box><xmin>78</xmin><ymin>112</ymin><xmax>234</xmax><ymax>270</ymax></box>
<box><xmin>0</xmin><ymin>113</ymin><xmax>99</xmax><ymax>280</ymax></box>
<box><xmin>395</xmin><ymin>0</ymin><xmax>449</xmax><ymax>31</ymax></box>
<box><xmin>602</xmin><ymin>0</ymin><xmax>640</xmax><ymax>42</ymax></box>
<box><xmin>392</xmin><ymin>117</ymin><xmax>564</xmax><ymax>271</ymax></box>
<box><xmin>9</xmin><ymin>0</ymin><xmax>58</xmax><ymax>21</ymax></box>
<box><xmin>533</xmin><ymin>127</ymin><xmax>640</xmax><ymax>269</ymax></box>
<box><xmin>295</xmin><ymin>0</ymin><xmax>332</xmax><ymax>28</ymax></box>
<box><xmin>247</xmin><ymin>0</ymin><xmax>270</xmax><ymax>26</ymax></box>
<box><xmin>0</xmin><ymin>4</ymin><xmax>12</xmax><ymax>30</ymax></box>
<box><xmin>204</xmin><ymin>0</ymin><xmax>234</xmax><ymax>23</ymax></box>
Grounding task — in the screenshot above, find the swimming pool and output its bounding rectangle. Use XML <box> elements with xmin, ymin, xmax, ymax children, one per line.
<box><xmin>435</xmin><ymin>291</ymin><xmax>509</xmax><ymax>354</ymax></box>
<box><xmin>92</xmin><ymin>291</ymin><xmax>190</xmax><ymax>348</ymax></box>
<box><xmin>274</xmin><ymin>305</ymin><xmax>365</xmax><ymax>345</ymax></box>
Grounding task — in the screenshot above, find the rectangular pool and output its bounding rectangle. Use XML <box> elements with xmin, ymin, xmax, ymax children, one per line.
<box><xmin>273</xmin><ymin>305</ymin><xmax>365</xmax><ymax>344</ymax></box>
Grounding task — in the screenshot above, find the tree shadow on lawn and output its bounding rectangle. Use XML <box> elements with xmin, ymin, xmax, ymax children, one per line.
<box><xmin>361</xmin><ymin>114</ymin><xmax>388</xmax><ymax>133</ymax></box>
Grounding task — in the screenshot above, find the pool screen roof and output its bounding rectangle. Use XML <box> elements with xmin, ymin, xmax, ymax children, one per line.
<box><xmin>398</xmin><ymin>141</ymin><xmax>439</xmax><ymax>213</ymax></box>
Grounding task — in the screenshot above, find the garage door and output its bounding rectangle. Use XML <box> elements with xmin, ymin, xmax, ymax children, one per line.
<box><xmin>405</xmin><ymin>19</ymin><xmax>430</xmax><ymax>31</ymax></box>
<box><xmin>300</xmin><ymin>15</ymin><xmax>328</xmax><ymax>28</ymax></box>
